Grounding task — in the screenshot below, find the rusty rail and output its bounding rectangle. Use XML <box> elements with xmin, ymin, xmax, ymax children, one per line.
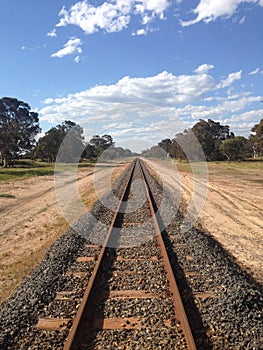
<box><xmin>138</xmin><ymin>159</ymin><xmax>197</xmax><ymax>350</ymax></box>
<box><xmin>63</xmin><ymin>158</ymin><xmax>196</xmax><ymax>350</ymax></box>
<box><xmin>63</xmin><ymin>160</ymin><xmax>136</xmax><ymax>350</ymax></box>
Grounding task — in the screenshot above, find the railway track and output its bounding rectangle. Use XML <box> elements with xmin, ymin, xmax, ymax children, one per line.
<box><xmin>37</xmin><ymin>158</ymin><xmax>196</xmax><ymax>349</ymax></box>
<box><xmin>2</xmin><ymin>158</ymin><xmax>262</xmax><ymax>350</ymax></box>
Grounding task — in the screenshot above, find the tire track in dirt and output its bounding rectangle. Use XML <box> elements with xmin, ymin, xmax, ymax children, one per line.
<box><xmin>144</xmin><ymin>159</ymin><xmax>263</xmax><ymax>283</ymax></box>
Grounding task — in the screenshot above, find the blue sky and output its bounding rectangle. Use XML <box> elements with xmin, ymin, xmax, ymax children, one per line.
<box><xmin>1</xmin><ymin>0</ymin><xmax>263</xmax><ymax>152</ymax></box>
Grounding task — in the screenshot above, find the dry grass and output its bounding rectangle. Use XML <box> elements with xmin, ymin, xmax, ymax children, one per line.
<box><xmin>0</xmin><ymin>160</ymin><xmax>129</xmax><ymax>303</ymax></box>
<box><xmin>0</xmin><ymin>218</ymin><xmax>69</xmax><ymax>302</ymax></box>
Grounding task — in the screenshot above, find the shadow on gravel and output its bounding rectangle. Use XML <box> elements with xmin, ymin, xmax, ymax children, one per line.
<box><xmin>150</xmin><ymin>209</ymin><xmax>213</xmax><ymax>349</ymax></box>
<box><xmin>194</xmin><ymin>225</ymin><xmax>263</xmax><ymax>292</ymax></box>
<box><xmin>161</xmin><ymin>230</ymin><xmax>213</xmax><ymax>350</ymax></box>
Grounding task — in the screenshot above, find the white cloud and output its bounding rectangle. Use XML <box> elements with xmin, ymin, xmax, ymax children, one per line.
<box><xmin>79</xmin><ymin>71</ymin><xmax>217</xmax><ymax>105</ymax></box>
<box><xmin>43</xmin><ymin>98</ymin><xmax>54</xmax><ymax>104</ymax></box>
<box><xmin>39</xmin><ymin>68</ymin><xmax>249</xmax><ymax>126</ymax></box>
<box><xmin>181</xmin><ymin>0</ymin><xmax>261</xmax><ymax>27</ymax></box>
<box><xmin>219</xmin><ymin>70</ymin><xmax>242</xmax><ymax>88</ymax></box>
<box><xmin>168</xmin><ymin>95</ymin><xmax>262</xmax><ymax>125</ymax></box>
<box><xmin>134</xmin><ymin>0</ymin><xmax>170</xmax><ymax>20</ymax></box>
<box><xmin>239</xmin><ymin>16</ymin><xmax>246</xmax><ymax>24</ymax></box>
<box><xmin>39</xmin><ymin>70</ymin><xmax>263</xmax><ymax>145</ymax></box>
<box><xmin>132</xmin><ymin>28</ymin><xmax>147</xmax><ymax>36</ymax></box>
<box><xmin>51</xmin><ymin>37</ymin><xmax>82</xmax><ymax>58</ymax></box>
<box><xmin>39</xmin><ymin>70</ymin><xmax>218</xmax><ymax>124</ymax></box>
<box><xmin>194</xmin><ymin>63</ymin><xmax>215</xmax><ymax>74</ymax></box>
<box><xmin>74</xmin><ymin>55</ymin><xmax>80</xmax><ymax>63</ymax></box>
<box><xmin>249</xmin><ymin>67</ymin><xmax>263</xmax><ymax>75</ymax></box>
<box><xmin>57</xmin><ymin>1</ymin><xmax>131</xmax><ymax>34</ymax></box>
<box><xmin>47</xmin><ymin>29</ymin><xmax>57</xmax><ymax>37</ymax></box>
<box><xmin>238</xmin><ymin>109</ymin><xmax>263</xmax><ymax>121</ymax></box>
<box><xmin>55</xmin><ymin>0</ymin><xmax>171</xmax><ymax>35</ymax></box>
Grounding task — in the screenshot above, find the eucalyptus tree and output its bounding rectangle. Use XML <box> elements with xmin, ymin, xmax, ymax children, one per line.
<box><xmin>0</xmin><ymin>97</ymin><xmax>41</xmax><ymax>167</ymax></box>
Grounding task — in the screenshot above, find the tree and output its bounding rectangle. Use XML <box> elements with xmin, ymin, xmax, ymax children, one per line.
<box><xmin>191</xmin><ymin>119</ymin><xmax>234</xmax><ymax>161</ymax></box>
<box><xmin>89</xmin><ymin>134</ymin><xmax>114</xmax><ymax>157</ymax></box>
<box><xmin>82</xmin><ymin>143</ymin><xmax>97</xmax><ymax>160</ymax></box>
<box><xmin>56</xmin><ymin>121</ymin><xmax>84</xmax><ymax>162</ymax></box>
<box><xmin>99</xmin><ymin>146</ymin><xmax>137</xmax><ymax>160</ymax></box>
<box><xmin>249</xmin><ymin>118</ymin><xmax>263</xmax><ymax>158</ymax></box>
<box><xmin>35</xmin><ymin>127</ymin><xmax>62</xmax><ymax>163</ymax></box>
<box><xmin>220</xmin><ymin>136</ymin><xmax>248</xmax><ymax>161</ymax></box>
<box><xmin>158</xmin><ymin>139</ymin><xmax>172</xmax><ymax>155</ymax></box>
<box><xmin>0</xmin><ymin>97</ymin><xmax>41</xmax><ymax>166</ymax></box>
<box><xmin>34</xmin><ymin>121</ymin><xmax>84</xmax><ymax>163</ymax></box>
<box><xmin>141</xmin><ymin>146</ymin><xmax>167</xmax><ymax>159</ymax></box>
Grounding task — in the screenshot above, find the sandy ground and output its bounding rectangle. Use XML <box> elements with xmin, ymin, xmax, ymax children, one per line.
<box><xmin>146</xmin><ymin>159</ymin><xmax>263</xmax><ymax>284</ymax></box>
<box><xmin>0</xmin><ymin>161</ymin><xmax>128</xmax><ymax>302</ymax></box>
<box><xmin>0</xmin><ymin>158</ymin><xmax>262</xmax><ymax>302</ymax></box>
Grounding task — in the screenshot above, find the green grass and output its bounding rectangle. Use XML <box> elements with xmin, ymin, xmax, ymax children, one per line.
<box><xmin>0</xmin><ymin>193</ymin><xmax>16</xmax><ymax>198</ymax></box>
<box><xmin>0</xmin><ymin>167</ymin><xmax>55</xmax><ymax>181</ymax></box>
<box><xmin>171</xmin><ymin>159</ymin><xmax>263</xmax><ymax>175</ymax></box>
<box><xmin>0</xmin><ymin>159</ymin><xmax>94</xmax><ymax>181</ymax></box>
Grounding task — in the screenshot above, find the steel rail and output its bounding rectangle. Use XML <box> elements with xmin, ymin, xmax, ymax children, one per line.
<box><xmin>63</xmin><ymin>159</ymin><xmax>136</xmax><ymax>350</ymax></box>
<box><xmin>138</xmin><ymin>159</ymin><xmax>197</xmax><ymax>350</ymax></box>
<box><xmin>63</xmin><ymin>158</ymin><xmax>196</xmax><ymax>349</ymax></box>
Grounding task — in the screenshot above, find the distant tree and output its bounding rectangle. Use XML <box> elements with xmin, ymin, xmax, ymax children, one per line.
<box><xmin>220</xmin><ymin>136</ymin><xmax>249</xmax><ymax>161</ymax></box>
<box><xmin>141</xmin><ymin>146</ymin><xmax>167</xmax><ymax>159</ymax></box>
<box><xmin>158</xmin><ymin>139</ymin><xmax>172</xmax><ymax>156</ymax></box>
<box><xmin>35</xmin><ymin>120</ymin><xmax>84</xmax><ymax>163</ymax></box>
<box><xmin>191</xmin><ymin>119</ymin><xmax>234</xmax><ymax>161</ymax></box>
<box><xmin>169</xmin><ymin>129</ymin><xmax>208</xmax><ymax>162</ymax></box>
<box><xmin>35</xmin><ymin>127</ymin><xmax>62</xmax><ymax>163</ymax></box>
<box><xmin>82</xmin><ymin>143</ymin><xmax>97</xmax><ymax>160</ymax></box>
<box><xmin>99</xmin><ymin>146</ymin><xmax>137</xmax><ymax>160</ymax></box>
<box><xmin>0</xmin><ymin>97</ymin><xmax>41</xmax><ymax>167</ymax></box>
<box><xmin>89</xmin><ymin>134</ymin><xmax>114</xmax><ymax>157</ymax></box>
<box><xmin>57</xmin><ymin>121</ymin><xmax>84</xmax><ymax>162</ymax></box>
<box><xmin>169</xmin><ymin>133</ymin><xmax>186</xmax><ymax>160</ymax></box>
<box><xmin>249</xmin><ymin>118</ymin><xmax>263</xmax><ymax>158</ymax></box>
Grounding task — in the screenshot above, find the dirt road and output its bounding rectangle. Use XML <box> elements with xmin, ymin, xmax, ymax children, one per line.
<box><xmin>146</xmin><ymin>159</ymin><xmax>263</xmax><ymax>284</ymax></box>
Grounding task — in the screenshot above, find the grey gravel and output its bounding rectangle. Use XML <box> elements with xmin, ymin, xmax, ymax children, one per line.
<box><xmin>1</xmin><ymin>158</ymin><xmax>262</xmax><ymax>350</ymax></box>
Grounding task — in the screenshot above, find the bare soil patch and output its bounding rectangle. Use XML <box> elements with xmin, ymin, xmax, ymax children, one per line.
<box><xmin>146</xmin><ymin>159</ymin><xmax>263</xmax><ymax>284</ymax></box>
<box><xmin>0</xmin><ymin>161</ymin><xmax>129</xmax><ymax>302</ymax></box>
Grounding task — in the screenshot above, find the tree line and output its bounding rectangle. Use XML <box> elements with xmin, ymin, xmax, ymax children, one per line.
<box><xmin>0</xmin><ymin>97</ymin><xmax>137</xmax><ymax>166</ymax></box>
<box><xmin>0</xmin><ymin>97</ymin><xmax>262</xmax><ymax>166</ymax></box>
<box><xmin>142</xmin><ymin>118</ymin><xmax>263</xmax><ymax>161</ymax></box>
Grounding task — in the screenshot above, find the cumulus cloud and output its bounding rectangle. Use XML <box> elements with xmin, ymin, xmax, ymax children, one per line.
<box><xmin>55</xmin><ymin>0</ymin><xmax>170</xmax><ymax>35</ymax></box>
<box><xmin>39</xmin><ymin>69</ymin><xmax>263</xmax><ymax>145</ymax></box>
<box><xmin>219</xmin><ymin>70</ymin><xmax>242</xmax><ymax>88</ymax></box>
<box><xmin>51</xmin><ymin>37</ymin><xmax>82</xmax><ymax>58</ymax></box>
<box><xmin>69</xmin><ymin>71</ymin><xmax>216</xmax><ymax>105</ymax></box>
<box><xmin>180</xmin><ymin>0</ymin><xmax>262</xmax><ymax>27</ymax></box>
<box><xmin>134</xmin><ymin>0</ymin><xmax>170</xmax><ymax>20</ymax></box>
<box><xmin>194</xmin><ymin>63</ymin><xmax>215</xmax><ymax>74</ymax></box>
<box><xmin>39</xmin><ymin>68</ymin><xmax>250</xmax><ymax>126</ymax></box>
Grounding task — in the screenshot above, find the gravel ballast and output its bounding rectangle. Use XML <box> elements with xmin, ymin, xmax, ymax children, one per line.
<box><xmin>0</xmin><ymin>158</ymin><xmax>262</xmax><ymax>349</ymax></box>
